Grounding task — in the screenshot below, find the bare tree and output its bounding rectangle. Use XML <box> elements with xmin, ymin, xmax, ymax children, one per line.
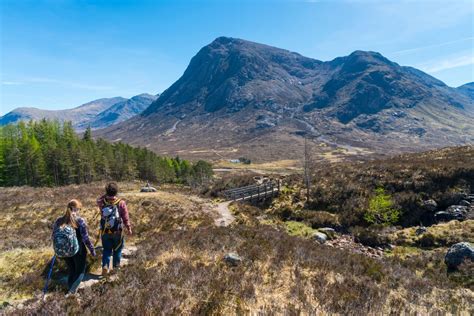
<box><xmin>303</xmin><ymin>136</ymin><xmax>312</xmax><ymax>202</ymax></box>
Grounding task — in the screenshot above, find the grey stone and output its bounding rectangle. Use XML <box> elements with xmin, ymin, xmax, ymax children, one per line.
<box><xmin>445</xmin><ymin>242</ymin><xmax>474</xmax><ymax>270</ymax></box>
<box><xmin>312</xmin><ymin>232</ymin><xmax>327</xmax><ymax>244</ymax></box>
<box><xmin>224</xmin><ymin>253</ymin><xmax>242</xmax><ymax>266</ymax></box>
<box><xmin>140</xmin><ymin>186</ymin><xmax>157</xmax><ymax>192</ymax></box>
<box><xmin>415</xmin><ymin>226</ymin><xmax>427</xmax><ymax>235</ymax></box>
<box><xmin>318</xmin><ymin>227</ymin><xmax>336</xmax><ymax>239</ymax></box>
<box><xmin>435</xmin><ymin>205</ymin><xmax>468</xmax><ymax>222</ymax></box>
<box><xmin>421</xmin><ymin>199</ymin><xmax>438</xmax><ymax>212</ymax></box>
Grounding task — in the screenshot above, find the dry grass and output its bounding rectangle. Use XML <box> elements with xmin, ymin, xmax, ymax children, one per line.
<box><xmin>391</xmin><ymin>220</ymin><xmax>474</xmax><ymax>248</ymax></box>
<box><xmin>214</xmin><ymin>159</ymin><xmax>301</xmax><ymax>174</ymax></box>
<box><xmin>298</xmin><ymin>146</ymin><xmax>474</xmax><ymax>227</ymax></box>
<box><xmin>2</xmin><ymin>180</ymin><xmax>474</xmax><ymax>314</ymax></box>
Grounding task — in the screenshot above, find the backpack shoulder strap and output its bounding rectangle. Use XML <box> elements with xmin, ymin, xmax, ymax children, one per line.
<box><xmin>103</xmin><ymin>198</ymin><xmax>121</xmax><ymax>206</ymax></box>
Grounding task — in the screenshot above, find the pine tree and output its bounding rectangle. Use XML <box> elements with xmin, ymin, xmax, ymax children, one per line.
<box><xmin>0</xmin><ymin>120</ymin><xmax>198</xmax><ymax>187</ymax></box>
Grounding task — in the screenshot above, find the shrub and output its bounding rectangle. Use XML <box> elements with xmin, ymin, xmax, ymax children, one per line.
<box><xmin>298</xmin><ymin>210</ymin><xmax>341</xmax><ymax>229</ymax></box>
<box><xmin>417</xmin><ymin>233</ymin><xmax>437</xmax><ymax>248</ymax></box>
<box><xmin>352</xmin><ymin>226</ymin><xmax>390</xmax><ymax>248</ymax></box>
<box><xmin>364</xmin><ymin>188</ymin><xmax>400</xmax><ymax>226</ymax></box>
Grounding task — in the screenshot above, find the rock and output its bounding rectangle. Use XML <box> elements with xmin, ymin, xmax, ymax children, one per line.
<box><xmin>122</xmin><ymin>245</ymin><xmax>138</xmax><ymax>258</ymax></box>
<box><xmin>445</xmin><ymin>242</ymin><xmax>474</xmax><ymax>270</ymax></box>
<box><xmin>421</xmin><ymin>199</ymin><xmax>438</xmax><ymax>212</ymax></box>
<box><xmin>140</xmin><ymin>186</ymin><xmax>157</xmax><ymax>192</ymax></box>
<box><xmin>386</xmin><ymin>244</ymin><xmax>395</xmax><ymax>251</ymax></box>
<box><xmin>435</xmin><ymin>205</ymin><xmax>468</xmax><ymax>222</ymax></box>
<box><xmin>459</xmin><ymin>200</ymin><xmax>471</xmax><ymax>207</ymax></box>
<box><xmin>318</xmin><ymin>228</ymin><xmax>336</xmax><ymax>239</ymax></box>
<box><xmin>447</xmin><ymin>192</ymin><xmax>468</xmax><ymax>205</ymax></box>
<box><xmin>224</xmin><ymin>253</ymin><xmax>242</xmax><ymax>266</ymax></box>
<box><xmin>415</xmin><ymin>226</ymin><xmax>427</xmax><ymax>235</ymax></box>
<box><xmin>312</xmin><ymin>232</ymin><xmax>328</xmax><ymax>244</ymax></box>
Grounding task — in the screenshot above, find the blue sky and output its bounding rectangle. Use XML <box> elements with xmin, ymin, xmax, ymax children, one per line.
<box><xmin>1</xmin><ymin>0</ymin><xmax>473</xmax><ymax>114</ymax></box>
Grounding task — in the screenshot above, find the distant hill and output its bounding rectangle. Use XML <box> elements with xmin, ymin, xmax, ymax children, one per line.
<box><xmin>457</xmin><ymin>82</ymin><xmax>474</xmax><ymax>100</ymax></box>
<box><xmin>97</xmin><ymin>37</ymin><xmax>473</xmax><ymax>162</ymax></box>
<box><xmin>75</xmin><ymin>93</ymin><xmax>158</xmax><ymax>130</ymax></box>
<box><xmin>0</xmin><ymin>94</ymin><xmax>158</xmax><ymax>130</ymax></box>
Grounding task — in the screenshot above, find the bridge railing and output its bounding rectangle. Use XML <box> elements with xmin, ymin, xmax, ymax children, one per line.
<box><xmin>222</xmin><ymin>180</ymin><xmax>281</xmax><ymax>202</ymax></box>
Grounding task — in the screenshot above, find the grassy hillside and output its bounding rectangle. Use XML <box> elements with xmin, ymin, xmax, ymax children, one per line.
<box><xmin>1</xmin><ymin>179</ymin><xmax>473</xmax><ymax>314</ymax></box>
<box><xmin>297</xmin><ymin>146</ymin><xmax>474</xmax><ymax>227</ymax></box>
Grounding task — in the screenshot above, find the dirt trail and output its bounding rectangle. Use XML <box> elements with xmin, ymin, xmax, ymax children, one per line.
<box><xmin>214</xmin><ymin>201</ymin><xmax>234</xmax><ymax>226</ymax></box>
<box><xmin>76</xmin><ymin>245</ymin><xmax>138</xmax><ymax>289</ymax></box>
<box><xmin>186</xmin><ymin>195</ymin><xmax>235</xmax><ymax>227</ymax></box>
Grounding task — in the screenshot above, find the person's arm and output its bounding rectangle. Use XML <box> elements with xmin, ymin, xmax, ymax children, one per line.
<box><xmin>51</xmin><ymin>218</ymin><xmax>59</xmax><ymax>240</ymax></box>
<box><xmin>96</xmin><ymin>195</ymin><xmax>105</xmax><ymax>210</ymax></box>
<box><xmin>77</xmin><ymin>218</ymin><xmax>97</xmax><ymax>256</ymax></box>
<box><xmin>118</xmin><ymin>200</ymin><xmax>132</xmax><ymax>234</ymax></box>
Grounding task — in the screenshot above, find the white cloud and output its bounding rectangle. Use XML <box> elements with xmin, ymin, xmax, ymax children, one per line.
<box><xmin>1</xmin><ymin>81</ymin><xmax>23</xmax><ymax>85</ymax></box>
<box><xmin>420</xmin><ymin>53</ymin><xmax>474</xmax><ymax>73</ymax></box>
<box><xmin>2</xmin><ymin>76</ymin><xmax>115</xmax><ymax>91</ymax></box>
<box><xmin>392</xmin><ymin>37</ymin><xmax>474</xmax><ymax>55</ymax></box>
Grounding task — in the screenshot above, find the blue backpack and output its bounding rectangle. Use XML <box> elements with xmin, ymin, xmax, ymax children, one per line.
<box><xmin>53</xmin><ymin>225</ymin><xmax>79</xmax><ymax>258</ymax></box>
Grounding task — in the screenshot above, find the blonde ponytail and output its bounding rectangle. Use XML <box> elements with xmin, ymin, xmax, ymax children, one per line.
<box><xmin>59</xmin><ymin>199</ymin><xmax>81</xmax><ymax>229</ymax></box>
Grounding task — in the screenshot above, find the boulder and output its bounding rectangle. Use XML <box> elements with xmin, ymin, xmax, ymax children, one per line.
<box><xmin>445</xmin><ymin>242</ymin><xmax>474</xmax><ymax>270</ymax></box>
<box><xmin>386</xmin><ymin>244</ymin><xmax>395</xmax><ymax>251</ymax></box>
<box><xmin>421</xmin><ymin>199</ymin><xmax>438</xmax><ymax>212</ymax></box>
<box><xmin>312</xmin><ymin>232</ymin><xmax>328</xmax><ymax>244</ymax></box>
<box><xmin>224</xmin><ymin>253</ymin><xmax>242</xmax><ymax>266</ymax></box>
<box><xmin>318</xmin><ymin>227</ymin><xmax>336</xmax><ymax>239</ymax></box>
<box><xmin>459</xmin><ymin>200</ymin><xmax>471</xmax><ymax>207</ymax></box>
<box><xmin>415</xmin><ymin>226</ymin><xmax>427</xmax><ymax>236</ymax></box>
<box><xmin>140</xmin><ymin>186</ymin><xmax>157</xmax><ymax>192</ymax></box>
<box><xmin>435</xmin><ymin>205</ymin><xmax>468</xmax><ymax>222</ymax></box>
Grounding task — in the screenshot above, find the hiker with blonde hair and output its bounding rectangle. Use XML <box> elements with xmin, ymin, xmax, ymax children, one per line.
<box><xmin>52</xmin><ymin>199</ymin><xmax>96</xmax><ymax>296</ymax></box>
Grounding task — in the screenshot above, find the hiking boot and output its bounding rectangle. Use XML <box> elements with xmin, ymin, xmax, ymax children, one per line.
<box><xmin>101</xmin><ymin>267</ymin><xmax>109</xmax><ymax>277</ymax></box>
<box><xmin>110</xmin><ymin>266</ymin><xmax>121</xmax><ymax>274</ymax></box>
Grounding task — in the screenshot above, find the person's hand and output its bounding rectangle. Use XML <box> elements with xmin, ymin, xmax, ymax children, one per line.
<box><xmin>127</xmin><ymin>227</ymin><xmax>132</xmax><ymax>235</ymax></box>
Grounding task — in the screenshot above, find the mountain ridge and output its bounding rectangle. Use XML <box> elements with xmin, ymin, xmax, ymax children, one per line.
<box><xmin>96</xmin><ymin>37</ymin><xmax>472</xmax><ymax>162</ymax></box>
<box><xmin>1</xmin><ymin>94</ymin><xmax>158</xmax><ymax>130</ymax></box>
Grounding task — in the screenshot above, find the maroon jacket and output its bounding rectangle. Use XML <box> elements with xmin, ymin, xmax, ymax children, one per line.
<box><xmin>96</xmin><ymin>195</ymin><xmax>131</xmax><ymax>231</ymax></box>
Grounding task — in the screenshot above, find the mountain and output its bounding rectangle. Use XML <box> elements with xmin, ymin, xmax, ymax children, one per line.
<box><xmin>97</xmin><ymin>37</ymin><xmax>474</xmax><ymax>162</ymax></box>
<box><xmin>75</xmin><ymin>93</ymin><xmax>158</xmax><ymax>130</ymax></box>
<box><xmin>1</xmin><ymin>94</ymin><xmax>157</xmax><ymax>130</ymax></box>
<box><xmin>0</xmin><ymin>97</ymin><xmax>125</xmax><ymax>126</ymax></box>
<box><xmin>457</xmin><ymin>82</ymin><xmax>474</xmax><ymax>100</ymax></box>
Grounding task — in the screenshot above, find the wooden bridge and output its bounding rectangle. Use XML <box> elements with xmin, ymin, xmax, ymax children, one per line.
<box><xmin>222</xmin><ymin>180</ymin><xmax>281</xmax><ymax>202</ymax></box>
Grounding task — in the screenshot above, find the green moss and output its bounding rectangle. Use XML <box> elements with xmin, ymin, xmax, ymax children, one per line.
<box><xmin>387</xmin><ymin>246</ymin><xmax>422</xmax><ymax>259</ymax></box>
<box><xmin>284</xmin><ymin>221</ymin><xmax>317</xmax><ymax>238</ymax></box>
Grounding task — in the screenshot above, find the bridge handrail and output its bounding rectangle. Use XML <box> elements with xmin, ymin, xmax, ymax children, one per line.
<box><xmin>223</xmin><ymin>182</ymin><xmax>275</xmax><ymax>196</ymax></box>
<box><xmin>222</xmin><ymin>180</ymin><xmax>280</xmax><ymax>201</ymax></box>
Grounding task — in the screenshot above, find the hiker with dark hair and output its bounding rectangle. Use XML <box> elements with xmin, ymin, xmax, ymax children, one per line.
<box><xmin>97</xmin><ymin>182</ymin><xmax>132</xmax><ymax>276</ymax></box>
<box><xmin>52</xmin><ymin>199</ymin><xmax>96</xmax><ymax>296</ymax></box>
